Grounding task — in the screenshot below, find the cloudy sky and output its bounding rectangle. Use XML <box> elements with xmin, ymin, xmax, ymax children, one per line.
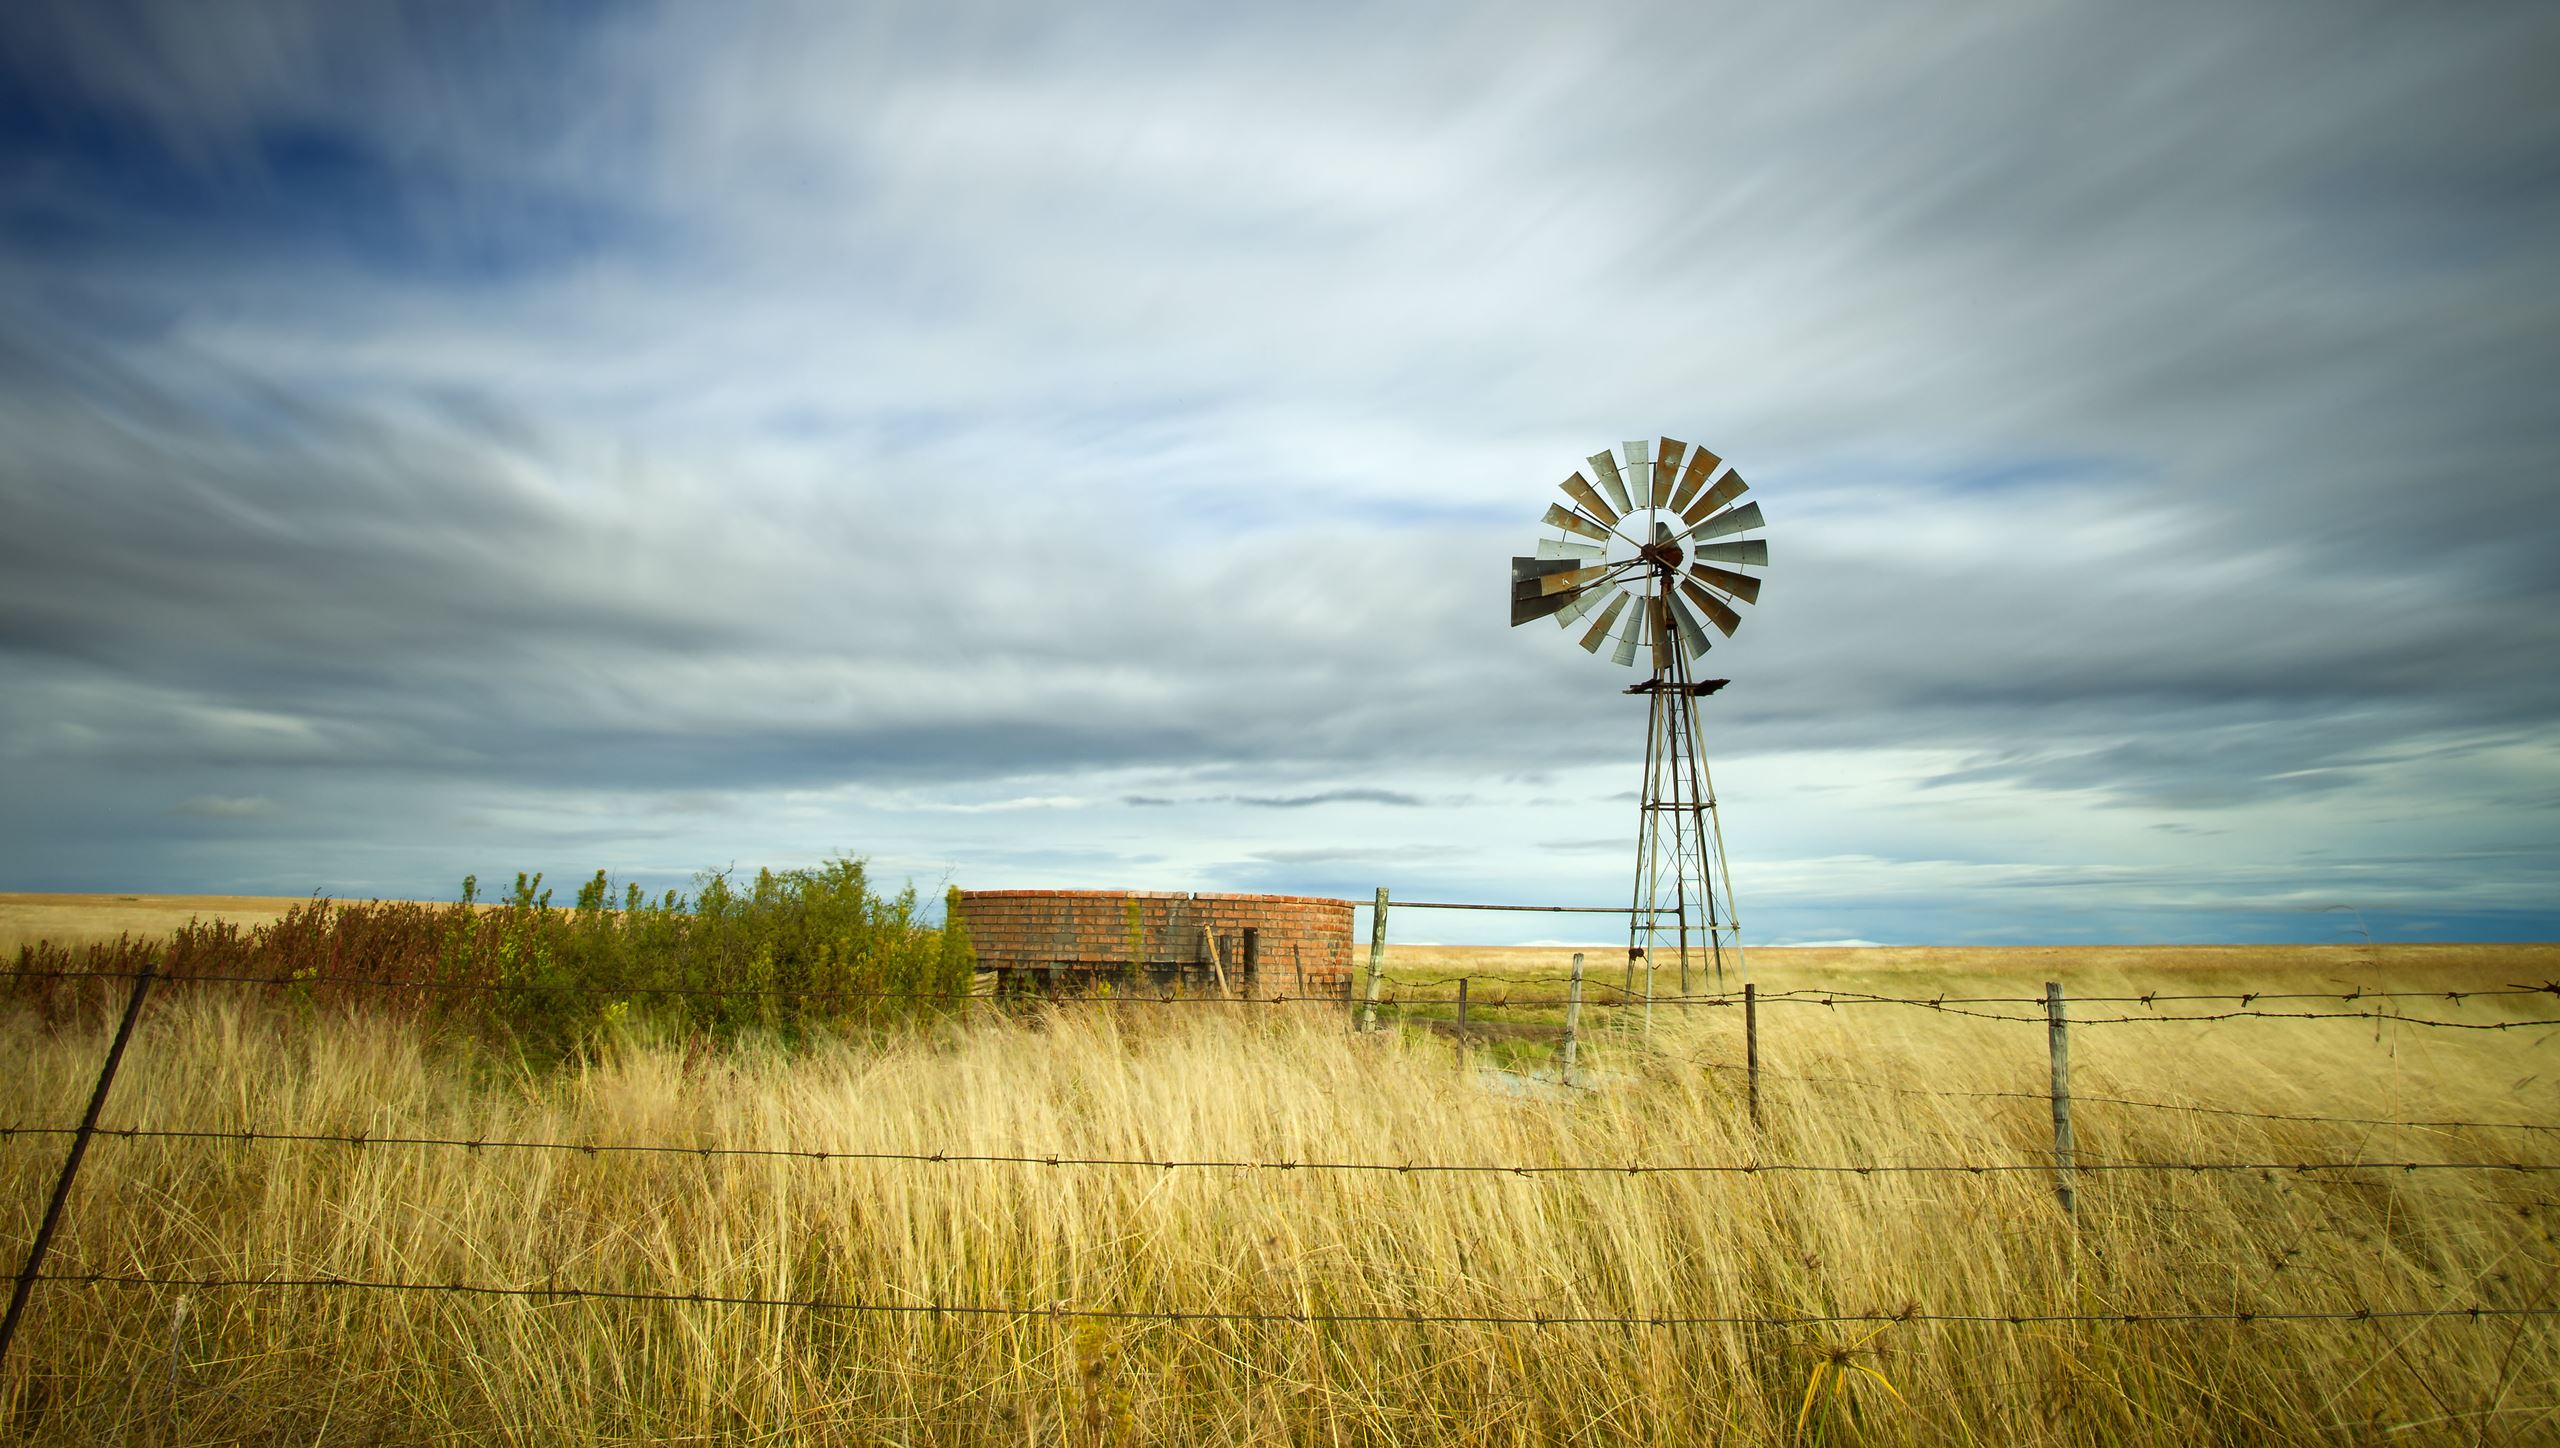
<box><xmin>2</xmin><ymin>2</ymin><xmax>2554</xmax><ymax>945</ymax></box>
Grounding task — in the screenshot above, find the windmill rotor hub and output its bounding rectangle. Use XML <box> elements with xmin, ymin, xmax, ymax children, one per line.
<box><xmin>1638</xmin><ymin>540</ymin><xmax>1684</xmax><ymax>569</ymax></box>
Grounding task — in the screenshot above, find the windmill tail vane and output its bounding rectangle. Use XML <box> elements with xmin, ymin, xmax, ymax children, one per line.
<box><xmin>1509</xmin><ymin>436</ymin><xmax>1768</xmax><ymax>1019</ymax></box>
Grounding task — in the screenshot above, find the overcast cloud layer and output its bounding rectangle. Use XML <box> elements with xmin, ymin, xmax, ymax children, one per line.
<box><xmin>2</xmin><ymin>2</ymin><xmax>2555</xmax><ymax>945</ymax></box>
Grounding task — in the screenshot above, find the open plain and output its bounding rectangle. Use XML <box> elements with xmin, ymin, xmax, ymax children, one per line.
<box><xmin>4</xmin><ymin>898</ymin><xmax>2555</xmax><ymax>1444</ymax></box>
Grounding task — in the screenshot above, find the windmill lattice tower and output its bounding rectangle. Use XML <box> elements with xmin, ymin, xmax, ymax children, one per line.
<box><xmin>1509</xmin><ymin>436</ymin><xmax>1767</xmax><ymax>1015</ymax></box>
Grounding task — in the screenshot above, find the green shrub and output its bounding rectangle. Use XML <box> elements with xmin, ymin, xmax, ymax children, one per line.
<box><xmin>7</xmin><ymin>858</ymin><xmax>976</xmax><ymax>1057</ymax></box>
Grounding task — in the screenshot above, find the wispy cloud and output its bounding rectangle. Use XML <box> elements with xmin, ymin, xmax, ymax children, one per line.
<box><xmin>1126</xmin><ymin>788</ymin><xmax>1432</xmax><ymax>809</ymax></box>
<box><xmin>173</xmin><ymin>795</ymin><xmax>274</xmax><ymax>819</ymax></box>
<box><xmin>0</xmin><ymin>2</ymin><xmax>2552</xmax><ymax>940</ymax></box>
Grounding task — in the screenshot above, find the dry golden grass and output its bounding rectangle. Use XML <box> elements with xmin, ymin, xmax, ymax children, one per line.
<box><xmin>0</xmin><ymin>894</ymin><xmax>318</xmax><ymax>956</ymax></box>
<box><xmin>4</xmin><ymin>939</ymin><xmax>2557</xmax><ymax>1444</ymax></box>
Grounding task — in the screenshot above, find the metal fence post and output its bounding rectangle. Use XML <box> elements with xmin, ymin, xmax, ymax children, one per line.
<box><xmin>1360</xmin><ymin>888</ymin><xmax>1388</xmax><ymax>1034</ymax></box>
<box><xmin>0</xmin><ymin>960</ymin><xmax>158</xmax><ymax>1372</ymax></box>
<box><xmin>1560</xmin><ymin>952</ymin><xmax>1584</xmax><ymax>1086</ymax></box>
<box><xmin>2046</xmin><ymin>980</ymin><xmax>2076</xmax><ymax>1218</ymax></box>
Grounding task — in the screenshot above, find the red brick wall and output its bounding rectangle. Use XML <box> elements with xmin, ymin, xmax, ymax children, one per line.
<box><xmin>954</xmin><ymin>890</ymin><xmax>1356</xmax><ymax>992</ymax></box>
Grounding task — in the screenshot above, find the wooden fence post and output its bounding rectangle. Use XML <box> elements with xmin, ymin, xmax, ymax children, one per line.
<box><xmin>1360</xmin><ymin>888</ymin><xmax>1388</xmax><ymax>1034</ymax></box>
<box><xmin>1454</xmin><ymin>977</ymin><xmax>1469</xmax><ymax>1069</ymax></box>
<box><xmin>2046</xmin><ymin>980</ymin><xmax>2076</xmax><ymax>1218</ymax></box>
<box><xmin>0</xmin><ymin>960</ymin><xmax>157</xmax><ymax>1372</ymax></box>
<box><xmin>1560</xmin><ymin>952</ymin><xmax>1585</xmax><ymax>1086</ymax></box>
<box><xmin>1745</xmin><ymin>980</ymin><xmax>1760</xmax><ymax>1128</ymax></box>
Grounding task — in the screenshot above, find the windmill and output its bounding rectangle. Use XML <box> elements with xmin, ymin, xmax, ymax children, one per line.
<box><xmin>1509</xmin><ymin>437</ymin><xmax>1766</xmax><ymax>1014</ymax></box>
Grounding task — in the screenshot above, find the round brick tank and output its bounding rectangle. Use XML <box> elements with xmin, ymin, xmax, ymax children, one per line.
<box><xmin>953</xmin><ymin>890</ymin><xmax>1356</xmax><ymax>996</ymax></box>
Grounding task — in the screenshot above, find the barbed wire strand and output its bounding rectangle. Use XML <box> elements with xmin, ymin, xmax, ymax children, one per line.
<box><xmin>12</xmin><ymin>968</ymin><xmax>2560</xmax><ymax>1031</ymax></box>
<box><xmin>45</xmin><ymin>1271</ymin><xmax>2558</xmax><ymax>1330</ymax></box>
<box><xmin>19</xmin><ymin>965</ymin><xmax>2558</xmax><ymax>1011</ymax></box>
<box><xmin>1384</xmin><ymin>980</ymin><xmax>2560</xmax><ymax>1008</ymax></box>
<box><xmin>1</xmin><ymin>1123</ymin><xmax>2550</xmax><ymax>1178</ymax></box>
<box><xmin>1671</xmin><ymin>1058</ymin><xmax>2560</xmax><ymax>1134</ymax></box>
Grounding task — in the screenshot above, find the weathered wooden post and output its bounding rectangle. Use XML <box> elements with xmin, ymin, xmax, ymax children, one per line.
<box><xmin>1560</xmin><ymin>952</ymin><xmax>1585</xmax><ymax>1086</ymax></box>
<box><xmin>1360</xmin><ymin>887</ymin><xmax>1388</xmax><ymax>1034</ymax></box>
<box><xmin>1201</xmin><ymin>926</ymin><xmax>1231</xmax><ymax>999</ymax></box>
<box><xmin>1</xmin><ymin>959</ymin><xmax>157</xmax><ymax>1372</ymax></box>
<box><xmin>2046</xmin><ymin>980</ymin><xmax>2076</xmax><ymax>1218</ymax></box>
<box><xmin>1454</xmin><ymin>977</ymin><xmax>1469</xmax><ymax>1069</ymax></box>
<box><xmin>1745</xmin><ymin>980</ymin><xmax>1760</xmax><ymax>1129</ymax></box>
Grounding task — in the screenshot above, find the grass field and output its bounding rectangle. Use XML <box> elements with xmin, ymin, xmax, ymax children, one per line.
<box><xmin>0</xmin><ymin>893</ymin><xmax>316</xmax><ymax>956</ymax></box>
<box><xmin>3</xmin><ymin>900</ymin><xmax>2557</xmax><ymax>1443</ymax></box>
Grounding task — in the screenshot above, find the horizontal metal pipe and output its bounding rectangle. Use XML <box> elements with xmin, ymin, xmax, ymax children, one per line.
<box><xmin>1355</xmin><ymin>901</ymin><xmax>1634</xmax><ymax>914</ymax></box>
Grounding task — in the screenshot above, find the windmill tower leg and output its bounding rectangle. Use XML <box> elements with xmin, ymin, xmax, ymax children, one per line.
<box><xmin>1625</xmin><ymin>681</ymin><xmax>1660</xmax><ymax>1013</ymax></box>
<box><xmin>1627</xmin><ymin>612</ymin><xmax>1745</xmax><ymax>1026</ymax></box>
<box><xmin>1674</xmin><ymin>651</ymin><xmax>1743</xmax><ymax>991</ymax></box>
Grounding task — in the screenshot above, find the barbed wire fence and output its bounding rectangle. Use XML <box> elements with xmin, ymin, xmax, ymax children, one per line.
<box><xmin>4</xmin><ymin>896</ymin><xmax>2559</xmax><ymax>1379</ymax></box>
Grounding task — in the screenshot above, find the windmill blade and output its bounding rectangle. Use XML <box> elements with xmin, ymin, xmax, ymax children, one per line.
<box><xmin>1649</xmin><ymin>593</ymin><xmax>1676</xmax><ymax>669</ymax></box>
<box><xmin>1577</xmin><ymin>591</ymin><xmax>1631</xmax><ymax>653</ymax></box>
<box><xmin>1623</xmin><ymin>439</ymin><xmax>1653</xmax><ymax>516</ymax></box>
<box><xmin>1689</xmin><ymin>538</ymin><xmax>1769</xmax><ymax>567</ymax></box>
<box><xmin>1680</xmin><ymin>469</ymin><xmax>1747</xmax><ymax>525</ymax></box>
<box><xmin>1558</xmin><ymin>580</ymin><xmax>1628</xmax><ymax>628</ymax></box>
<box><xmin>1684</xmin><ymin>499</ymin><xmax>1764</xmax><ymax>543</ymax></box>
<box><xmin>1556</xmin><ymin>581</ymin><xmax>1623</xmax><ymax>627</ymax></box>
<box><xmin>1536</xmin><ymin>538</ymin><xmax>1606</xmax><ymax>561</ymax></box>
<box><xmin>1535</xmin><ymin>563</ymin><xmax>1608</xmax><ymax>596</ymax></box>
<box><xmin>1588</xmin><ymin>450</ymin><xmax>1632</xmax><ymax>514</ymax></box>
<box><xmin>1511</xmin><ymin>558</ymin><xmax>1587</xmax><ymax>624</ymax></box>
<box><xmin>1663</xmin><ymin>589</ymin><xmax>1712</xmax><ymax>657</ymax></box>
<box><xmin>1505</xmin><ymin>565</ymin><xmax>1587</xmax><ymax>621</ymax></box>
<box><xmin>1513</xmin><ymin>556</ymin><xmax>1581</xmax><ymax>582</ymax></box>
<box><xmin>1670</xmin><ymin>447</ymin><xmax>1722</xmax><ymax>513</ymax></box>
<box><xmin>1656</xmin><ymin>438</ymin><xmax>1689</xmax><ymax>508</ymax></box>
<box><xmin>1560</xmin><ymin>473</ymin><xmax>1620</xmax><ymax>527</ymax></box>
<box><xmin>1542</xmin><ymin>503</ymin><xmax>1612</xmax><ymax>542</ymax></box>
<box><xmin>1679</xmin><ymin>578</ymin><xmax>1744</xmax><ymax>635</ymax></box>
<box><xmin>1610</xmin><ymin>603</ymin><xmax>1645</xmax><ymax>666</ymax></box>
<box><xmin>1688</xmin><ymin>562</ymin><xmax>1763</xmax><ymax>604</ymax></box>
<box><xmin>1511</xmin><ymin>588</ymin><xmax>1580</xmax><ymax>626</ymax></box>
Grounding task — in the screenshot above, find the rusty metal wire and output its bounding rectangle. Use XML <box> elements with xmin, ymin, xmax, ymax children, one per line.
<box><xmin>1397</xmin><ymin>981</ymin><xmax>2560</xmax><ymax>1007</ymax></box>
<box><xmin>1361</xmin><ymin>901</ymin><xmax>1633</xmax><ymax>913</ymax></box>
<box><xmin>1682</xmin><ymin>988</ymin><xmax>2560</xmax><ymax>1030</ymax></box>
<box><xmin>1676</xmin><ymin>1059</ymin><xmax>2560</xmax><ymax>1134</ymax></box>
<box><xmin>0</xmin><ymin>968</ymin><xmax>1349</xmax><ymax>1007</ymax></box>
<box><xmin>0</xmin><ymin>969</ymin><xmax>1677</xmax><ymax>1014</ymax></box>
<box><xmin>1870</xmin><ymin>1005</ymin><xmax>2555</xmax><ymax>1030</ymax></box>
<box><xmin>14</xmin><ymin>965</ymin><xmax>2557</xmax><ymax>1022</ymax></box>
<box><xmin>1762</xmin><ymin>984</ymin><xmax>2555</xmax><ymax>1007</ymax></box>
<box><xmin>2</xmin><ymin>1122</ymin><xmax>2550</xmax><ymax>1178</ymax></box>
<box><xmin>43</xmin><ymin>1271</ymin><xmax>2560</xmax><ymax>1330</ymax></box>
